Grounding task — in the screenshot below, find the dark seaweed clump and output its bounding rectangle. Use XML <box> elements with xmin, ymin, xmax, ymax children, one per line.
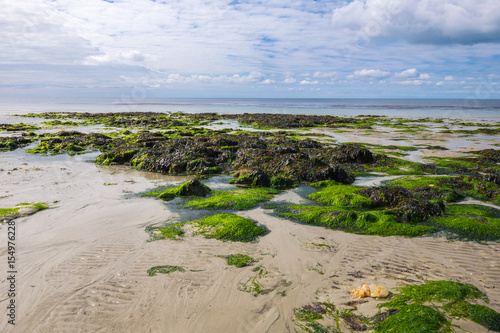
<box><xmin>0</xmin><ymin>123</ymin><xmax>40</xmax><ymax>131</ymax></box>
<box><xmin>233</xmin><ymin>113</ymin><xmax>360</xmax><ymax>129</ymax></box>
<box><xmin>27</xmin><ymin>131</ymin><xmax>123</xmax><ymax>155</ymax></box>
<box><xmin>0</xmin><ymin>135</ymin><xmax>35</xmax><ymax>150</ymax></box>
<box><xmin>110</xmin><ymin>134</ymin><xmax>373</xmax><ymax>186</ymax></box>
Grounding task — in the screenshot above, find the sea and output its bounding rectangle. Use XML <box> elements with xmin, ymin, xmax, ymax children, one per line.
<box><xmin>1</xmin><ymin>98</ymin><xmax>500</xmax><ymax>120</ymax></box>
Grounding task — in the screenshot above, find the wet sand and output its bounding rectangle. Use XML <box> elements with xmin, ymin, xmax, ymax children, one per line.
<box><xmin>1</xmin><ymin>120</ymin><xmax>499</xmax><ymax>332</ymax></box>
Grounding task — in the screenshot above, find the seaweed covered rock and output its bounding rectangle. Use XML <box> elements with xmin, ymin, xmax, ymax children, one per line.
<box><xmin>472</xmin><ymin>149</ymin><xmax>500</xmax><ymax>160</ymax></box>
<box><xmin>234</xmin><ymin>113</ymin><xmax>359</xmax><ymax>129</ymax></box>
<box><xmin>145</xmin><ymin>179</ymin><xmax>211</xmax><ymax>201</ymax></box>
<box><xmin>393</xmin><ymin>198</ymin><xmax>444</xmax><ymax>222</ymax></box>
<box><xmin>129</xmin><ymin>133</ymin><xmax>357</xmax><ymax>185</ymax></box>
<box><xmin>357</xmin><ymin>186</ymin><xmax>444</xmax><ymax>222</ymax></box>
<box><xmin>357</xmin><ymin>187</ymin><xmax>412</xmax><ymax>207</ymax></box>
<box><xmin>328</xmin><ymin>144</ymin><xmax>374</xmax><ymax>164</ymax></box>
<box><xmin>232</xmin><ymin>169</ymin><xmax>271</xmax><ymax>187</ymax></box>
<box><xmin>0</xmin><ymin>123</ymin><xmax>40</xmax><ymax>131</ymax></box>
<box><xmin>28</xmin><ymin>131</ymin><xmax>120</xmax><ymax>155</ymax></box>
<box><xmin>0</xmin><ymin>136</ymin><xmax>34</xmax><ymax>150</ymax></box>
<box><xmin>176</xmin><ymin>179</ymin><xmax>211</xmax><ymax>197</ymax></box>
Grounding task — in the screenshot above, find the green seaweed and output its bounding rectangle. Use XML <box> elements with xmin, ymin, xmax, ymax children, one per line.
<box><xmin>238</xmin><ymin>265</ymin><xmax>274</xmax><ymax>296</ymax></box>
<box><xmin>379</xmin><ymin>280</ymin><xmax>499</xmax><ymax>331</ymax></box>
<box><xmin>375</xmin><ymin>304</ymin><xmax>452</xmax><ymax>333</ymax></box>
<box><xmin>190</xmin><ymin>213</ymin><xmax>268</xmax><ymax>242</ymax></box>
<box><xmin>0</xmin><ymin>203</ymin><xmax>48</xmax><ymax>219</ymax></box>
<box><xmin>144</xmin><ymin>180</ymin><xmax>211</xmax><ymax>201</ymax></box>
<box><xmin>96</xmin><ymin>149</ymin><xmax>139</xmax><ymax>165</ymax></box>
<box><xmin>276</xmin><ymin>205</ymin><xmax>435</xmax><ymax>237</ymax></box>
<box><xmin>221</xmin><ymin>254</ymin><xmax>257</xmax><ymax>267</ymax></box>
<box><xmin>185</xmin><ymin>188</ymin><xmax>279</xmax><ymax>210</ymax></box>
<box><xmin>431</xmin><ymin>204</ymin><xmax>500</xmax><ymax>241</ymax></box>
<box><xmin>307</xmin><ymin>184</ymin><xmax>372</xmax><ymax>208</ymax></box>
<box><xmin>147</xmin><ymin>265</ymin><xmax>186</xmax><ymax>276</ymax></box>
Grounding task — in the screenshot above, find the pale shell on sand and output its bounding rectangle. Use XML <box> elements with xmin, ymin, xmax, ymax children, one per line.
<box><xmin>349</xmin><ymin>283</ymin><xmax>389</xmax><ymax>299</ymax></box>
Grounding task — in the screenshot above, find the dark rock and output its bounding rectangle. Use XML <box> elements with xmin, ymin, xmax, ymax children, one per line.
<box><xmin>233</xmin><ymin>169</ymin><xmax>271</xmax><ymax>187</ymax></box>
<box><xmin>328</xmin><ymin>144</ymin><xmax>374</xmax><ymax>164</ymax></box>
<box><xmin>177</xmin><ymin>179</ymin><xmax>211</xmax><ymax>197</ymax></box>
<box><xmin>394</xmin><ymin>198</ymin><xmax>444</xmax><ymax>222</ymax></box>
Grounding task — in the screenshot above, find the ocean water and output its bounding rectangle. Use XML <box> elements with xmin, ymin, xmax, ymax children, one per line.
<box><xmin>1</xmin><ymin>97</ymin><xmax>500</xmax><ymax>119</ymax></box>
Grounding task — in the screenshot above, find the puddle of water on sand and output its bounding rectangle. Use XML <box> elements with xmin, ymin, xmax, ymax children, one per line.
<box><xmin>353</xmin><ymin>175</ymin><xmax>401</xmax><ymax>187</ymax></box>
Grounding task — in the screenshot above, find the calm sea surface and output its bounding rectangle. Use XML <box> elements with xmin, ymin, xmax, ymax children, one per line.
<box><xmin>1</xmin><ymin>98</ymin><xmax>500</xmax><ymax>119</ymax></box>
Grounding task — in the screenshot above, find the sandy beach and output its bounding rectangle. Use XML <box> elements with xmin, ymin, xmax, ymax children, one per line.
<box><xmin>1</xmin><ymin>115</ymin><xmax>500</xmax><ymax>333</ymax></box>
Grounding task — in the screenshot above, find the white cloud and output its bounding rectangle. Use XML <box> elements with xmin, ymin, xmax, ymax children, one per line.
<box><xmin>395</xmin><ymin>69</ymin><xmax>429</xmax><ymax>80</ymax></box>
<box><xmin>284</xmin><ymin>77</ymin><xmax>297</xmax><ymax>84</ymax></box>
<box><xmin>331</xmin><ymin>0</ymin><xmax>500</xmax><ymax>44</ymax></box>
<box><xmin>436</xmin><ymin>81</ymin><xmax>445</xmax><ymax>86</ymax></box>
<box><xmin>214</xmin><ymin>72</ymin><xmax>265</xmax><ymax>84</ymax></box>
<box><xmin>444</xmin><ymin>76</ymin><xmax>454</xmax><ymax>80</ymax></box>
<box><xmin>300</xmin><ymin>80</ymin><xmax>319</xmax><ymax>85</ymax></box>
<box><xmin>399</xmin><ymin>80</ymin><xmax>425</xmax><ymax>85</ymax></box>
<box><xmin>353</xmin><ymin>69</ymin><xmax>391</xmax><ymax>79</ymax></box>
<box><xmin>395</xmin><ymin>68</ymin><xmax>420</xmax><ymax>78</ymax></box>
<box><xmin>260</xmin><ymin>79</ymin><xmax>276</xmax><ymax>84</ymax></box>
<box><xmin>313</xmin><ymin>71</ymin><xmax>337</xmax><ymax>78</ymax></box>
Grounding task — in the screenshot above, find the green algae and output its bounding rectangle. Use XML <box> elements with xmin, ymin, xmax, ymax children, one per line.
<box><xmin>270</xmin><ymin>175</ymin><xmax>296</xmax><ymax>189</ymax></box>
<box><xmin>26</xmin><ymin>141</ymin><xmax>87</xmax><ymax>155</ymax></box>
<box><xmin>221</xmin><ymin>254</ymin><xmax>257</xmax><ymax>267</ymax></box>
<box><xmin>293</xmin><ymin>302</ymin><xmax>348</xmax><ymax>333</ymax></box>
<box><xmin>184</xmin><ymin>188</ymin><xmax>279</xmax><ymax>210</ymax></box>
<box><xmin>386</xmin><ymin>175</ymin><xmax>500</xmax><ymax>204</ymax></box>
<box><xmin>378</xmin><ymin>280</ymin><xmax>500</xmax><ymax>332</ymax></box>
<box><xmin>144</xmin><ymin>179</ymin><xmax>211</xmax><ymax>201</ymax></box>
<box><xmin>375</xmin><ymin>304</ymin><xmax>452</xmax><ymax>333</ymax></box>
<box><xmin>147</xmin><ymin>265</ymin><xmax>186</xmax><ymax>276</ymax></box>
<box><xmin>96</xmin><ymin>149</ymin><xmax>139</xmax><ymax>165</ymax></box>
<box><xmin>386</xmin><ymin>176</ymin><xmax>464</xmax><ymax>202</ymax></box>
<box><xmin>360</xmin><ymin>156</ymin><xmax>428</xmax><ymax>176</ymax></box>
<box><xmin>42</xmin><ymin>120</ymin><xmax>81</xmax><ymax>126</ymax></box>
<box><xmin>238</xmin><ymin>265</ymin><xmax>275</xmax><ymax>296</ymax></box>
<box><xmin>276</xmin><ymin>205</ymin><xmax>436</xmax><ymax>237</ymax></box>
<box><xmin>431</xmin><ymin>204</ymin><xmax>500</xmax><ymax>241</ymax></box>
<box><xmin>0</xmin><ymin>203</ymin><xmax>48</xmax><ymax>219</ymax></box>
<box><xmin>159</xmin><ymin>224</ymin><xmax>185</xmax><ymax>240</ymax></box>
<box><xmin>190</xmin><ymin>213</ymin><xmax>268</xmax><ymax>242</ymax></box>
<box><xmin>307</xmin><ymin>184</ymin><xmax>372</xmax><ymax>208</ymax></box>
<box><xmin>0</xmin><ymin>123</ymin><xmax>40</xmax><ymax>131</ymax></box>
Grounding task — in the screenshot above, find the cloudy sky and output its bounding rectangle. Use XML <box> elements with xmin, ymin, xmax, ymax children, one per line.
<box><xmin>1</xmin><ymin>0</ymin><xmax>499</xmax><ymax>98</ymax></box>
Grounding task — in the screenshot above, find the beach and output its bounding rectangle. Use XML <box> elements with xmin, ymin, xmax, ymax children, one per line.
<box><xmin>1</xmin><ymin>109</ymin><xmax>500</xmax><ymax>332</ymax></box>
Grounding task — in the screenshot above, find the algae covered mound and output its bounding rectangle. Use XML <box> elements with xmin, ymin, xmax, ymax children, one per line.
<box><xmin>0</xmin><ymin>203</ymin><xmax>49</xmax><ymax>220</ymax></box>
<box><xmin>307</xmin><ymin>183</ymin><xmax>372</xmax><ymax>208</ymax></box>
<box><xmin>276</xmin><ymin>204</ymin><xmax>436</xmax><ymax>237</ymax></box>
<box><xmin>0</xmin><ymin>136</ymin><xmax>35</xmax><ymax>151</ymax></box>
<box><xmin>146</xmin><ymin>223</ymin><xmax>186</xmax><ymax>241</ymax></box>
<box><xmin>185</xmin><ymin>187</ymin><xmax>279</xmax><ymax>210</ymax></box>
<box><xmin>190</xmin><ymin>213</ymin><xmax>268</xmax><ymax>242</ymax></box>
<box><xmin>27</xmin><ymin>131</ymin><xmax>119</xmax><ymax>155</ymax></box>
<box><xmin>221</xmin><ymin>254</ymin><xmax>257</xmax><ymax>268</ymax></box>
<box><xmin>145</xmin><ymin>179</ymin><xmax>211</xmax><ymax>201</ymax></box>
<box><xmin>378</xmin><ymin>280</ymin><xmax>500</xmax><ymax>332</ymax></box>
<box><xmin>431</xmin><ymin>204</ymin><xmax>500</xmax><ymax>241</ymax></box>
<box><xmin>147</xmin><ymin>265</ymin><xmax>186</xmax><ymax>276</ymax></box>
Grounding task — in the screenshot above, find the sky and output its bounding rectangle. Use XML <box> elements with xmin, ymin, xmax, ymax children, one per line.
<box><xmin>1</xmin><ymin>0</ymin><xmax>500</xmax><ymax>99</ymax></box>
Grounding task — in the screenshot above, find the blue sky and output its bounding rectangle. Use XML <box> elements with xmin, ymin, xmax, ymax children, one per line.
<box><xmin>1</xmin><ymin>0</ymin><xmax>499</xmax><ymax>99</ymax></box>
